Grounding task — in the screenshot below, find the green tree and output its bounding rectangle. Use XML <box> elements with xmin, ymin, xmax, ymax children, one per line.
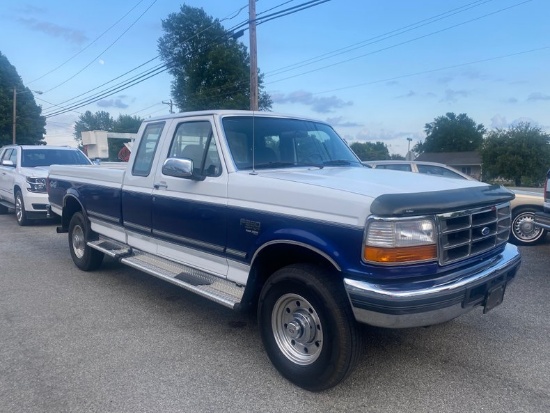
<box><xmin>158</xmin><ymin>5</ymin><xmax>272</xmax><ymax>112</ymax></box>
<box><xmin>113</xmin><ymin>114</ymin><xmax>143</xmax><ymax>133</ymax></box>
<box><xmin>415</xmin><ymin>112</ymin><xmax>485</xmax><ymax>154</ymax></box>
<box><xmin>0</xmin><ymin>51</ymin><xmax>46</xmax><ymax>146</ymax></box>
<box><xmin>481</xmin><ymin>122</ymin><xmax>550</xmax><ymax>186</ymax></box>
<box><xmin>350</xmin><ymin>141</ymin><xmax>391</xmax><ymax>161</ymax></box>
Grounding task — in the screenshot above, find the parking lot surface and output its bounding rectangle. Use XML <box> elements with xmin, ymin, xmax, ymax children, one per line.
<box><xmin>0</xmin><ymin>215</ymin><xmax>549</xmax><ymax>412</ymax></box>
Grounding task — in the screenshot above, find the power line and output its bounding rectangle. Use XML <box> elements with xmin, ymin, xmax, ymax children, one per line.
<box><xmin>29</xmin><ymin>0</ymin><xmax>148</xmax><ymax>85</ymax></box>
<box><xmin>309</xmin><ymin>46</ymin><xmax>550</xmax><ymax>96</ymax></box>
<box><xmin>44</xmin><ymin>64</ymin><xmax>172</xmax><ymax>117</ymax></box>
<box><xmin>266</xmin><ymin>0</ymin><xmax>533</xmax><ymax>85</ymax></box>
<box><xmin>44</xmin><ymin>0</ymin><xmax>160</xmax><ymax>94</ymax></box>
<box><xmin>226</xmin><ymin>0</ymin><xmax>331</xmax><ymax>36</ymax></box>
<box><xmin>42</xmin><ymin>3</ymin><xmax>252</xmax><ymax>117</ymax></box>
<box><xmin>41</xmin><ymin>56</ymin><xmax>162</xmax><ymax>111</ymax></box>
<box><xmin>266</xmin><ymin>0</ymin><xmax>495</xmax><ymax>77</ymax></box>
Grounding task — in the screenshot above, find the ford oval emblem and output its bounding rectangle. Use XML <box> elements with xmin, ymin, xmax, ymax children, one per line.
<box><xmin>481</xmin><ymin>227</ymin><xmax>490</xmax><ymax>236</ymax></box>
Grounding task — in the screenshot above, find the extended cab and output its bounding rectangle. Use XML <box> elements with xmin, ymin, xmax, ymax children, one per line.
<box><xmin>47</xmin><ymin>111</ymin><xmax>521</xmax><ymax>391</ymax></box>
<box><xmin>0</xmin><ymin>145</ymin><xmax>91</xmax><ymax>225</ymax></box>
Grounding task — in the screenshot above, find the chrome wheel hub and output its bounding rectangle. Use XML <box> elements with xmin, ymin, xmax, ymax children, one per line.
<box><xmin>15</xmin><ymin>196</ymin><xmax>23</xmax><ymax>222</ymax></box>
<box><xmin>72</xmin><ymin>225</ymin><xmax>85</xmax><ymax>259</ymax></box>
<box><xmin>513</xmin><ymin>213</ymin><xmax>542</xmax><ymax>241</ymax></box>
<box><xmin>272</xmin><ymin>293</ymin><xmax>323</xmax><ymax>365</ymax></box>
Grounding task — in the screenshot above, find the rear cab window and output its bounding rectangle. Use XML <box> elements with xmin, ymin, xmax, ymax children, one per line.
<box><xmin>132</xmin><ymin>122</ymin><xmax>165</xmax><ymax>176</ymax></box>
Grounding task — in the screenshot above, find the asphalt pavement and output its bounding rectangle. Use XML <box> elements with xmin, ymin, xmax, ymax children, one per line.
<box><xmin>0</xmin><ymin>214</ymin><xmax>549</xmax><ymax>413</ymax></box>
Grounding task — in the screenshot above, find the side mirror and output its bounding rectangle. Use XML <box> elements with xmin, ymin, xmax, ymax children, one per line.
<box><xmin>1</xmin><ymin>160</ymin><xmax>15</xmax><ymax>167</ymax></box>
<box><xmin>161</xmin><ymin>157</ymin><xmax>206</xmax><ymax>182</ymax></box>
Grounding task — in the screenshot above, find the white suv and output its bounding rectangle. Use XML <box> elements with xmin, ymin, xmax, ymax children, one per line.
<box><xmin>0</xmin><ymin>145</ymin><xmax>91</xmax><ymax>225</ymax></box>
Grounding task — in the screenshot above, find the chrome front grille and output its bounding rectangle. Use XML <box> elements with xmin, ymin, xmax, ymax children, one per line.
<box><xmin>438</xmin><ymin>203</ymin><xmax>511</xmax><ymax>265</ymax></box>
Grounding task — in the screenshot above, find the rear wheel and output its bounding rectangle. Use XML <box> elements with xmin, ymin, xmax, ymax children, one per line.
<box><xmin>15</xmin><ymin>190</ymin><xmax>28</xmax><ymax>226</ymax></box>
<box><xmin>258</xmin><ymin>264</ymin><xmax>363</xmax><ymax>391</ymax></box>
<box><xmin>510</xmin><ymin>207</ymin><xmax>546</xmax><ymax>245</ymax></box>
<box><xmin>68</xmin><ymin>212</ymin><xmax>104</xmax><ymax>271</ymax></box>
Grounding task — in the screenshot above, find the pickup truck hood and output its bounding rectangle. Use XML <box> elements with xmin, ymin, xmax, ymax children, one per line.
<box><xmin>230</xmin><ymin>167</ymin><xmax>507</xmax><ymax>227</ymax></box>
<box><xmin>257</xmin><ymin>166</ymin><xmax>486</xmax><ymax>197</ymax></box>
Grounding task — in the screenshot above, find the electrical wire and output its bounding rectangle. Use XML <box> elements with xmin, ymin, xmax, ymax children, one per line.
<box><xmin>28</xmin><ymin>0</ymin><xmax>148</xmax><ymax>85</ymax></box>
<box><xmin>310</xmin><ymin>46</ymin><xmax>550</xmax><ymax>96</ymax></box>
<box><xmin>44</xmin><ymin>0</ymin><xmax>160</xmax><ymax>94</ymax></box>
<box><xmin>42</xmin><ymin>2</ymin><xmax>252</xmax><ymax>116</ymax></box>
<box><xmin>266</xmin><ymin>0</ymin><xmax>495</xmax><ymax>77</ymax></box>
<box><xmin>266</xmin><ymin>0</ymin><xmax>533</xmax><ymax>85</ymax></box>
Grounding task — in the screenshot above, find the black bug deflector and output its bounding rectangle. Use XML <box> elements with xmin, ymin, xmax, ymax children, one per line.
<box><xmin>370</xmin><ymin>185</ymin><xmax>514</xmax><ymax>217</ymax></box>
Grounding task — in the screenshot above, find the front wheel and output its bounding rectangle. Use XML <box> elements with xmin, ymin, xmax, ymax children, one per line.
<box><xmin>510</xmin><ymin>207</ymin><xmax>546</xmax><ymax>245</ymax></box>
<box><xmin>68</xmin><ymin>212</ymin><xmax>104</xmax><ymax>271</ymax></box>
<box><xmin>258</xmin><ymin>264</ymin><xmax>363</xmax><ymax>391</ymax></box>
<box><xmin>15</xmin><ymin>191</ymin><xmax>28</xmax><ymax>226</ymax></box>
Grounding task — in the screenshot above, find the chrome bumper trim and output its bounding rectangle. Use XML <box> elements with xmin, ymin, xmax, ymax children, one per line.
<box><xmin>344</xmin><ymin>243</ymin><xmax>521</xmax><ymax>328</ymax></box>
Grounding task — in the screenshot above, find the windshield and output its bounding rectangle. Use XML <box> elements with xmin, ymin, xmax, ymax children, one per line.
<box><xmin>21</xmin><ymin>148</ymin><xmax>91</xmax><ymax>167</ymax></box>
<box><xmin>222</xmin><ymin>116</ymin><xmax>361</xmax><ymax>170</ymax></box>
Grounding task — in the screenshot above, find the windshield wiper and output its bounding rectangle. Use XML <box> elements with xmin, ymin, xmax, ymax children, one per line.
<box><xmin>246</xmin><ymin>161</ymin><xmax>296</xmax><ymax>170</ymax></box>
<box><xmin>322</xmin><ymin>160</ymin><xmax>353</xmax><ymax>166</ymax></box>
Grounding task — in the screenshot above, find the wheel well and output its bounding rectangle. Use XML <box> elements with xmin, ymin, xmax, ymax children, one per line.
<box><xmin>512</xmin><ymin>204</ymin><xmax>543</xmax><ymax>216</ymax></box>
<box><xmin>61</xmin><ymin>196</ymin><xmax>83</xmax><ymax>230</ymax></box>
<box><xmin>240</xmin><ymin>242</ymin><xmax>340</xmax><ymax>312</ymax></box>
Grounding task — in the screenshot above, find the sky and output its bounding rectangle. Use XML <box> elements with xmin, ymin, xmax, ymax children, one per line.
<box><xmin>1</xmin><ymin>0</ymin><xmax>549</xmax><ymax>156</ymax></box>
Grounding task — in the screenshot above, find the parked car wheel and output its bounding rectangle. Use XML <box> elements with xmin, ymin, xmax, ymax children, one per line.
<box><xmin>510</xmin><ymin>207</ymin><xmax>546</xmax><ymax>245</ymax></box>
<box><xmin>258</xmin><ymin>264</ymin><xmax>363</xmax><ymax>391</ymax></box>
<box><xmin>15</xmin><ymin>190</ymin><xmax>28</xmax><ymax>226</ymax></box>
<box><xmin>68</xmin><ymin>212</ymin><xmax>104</xmax><ymax>271</ymax></box>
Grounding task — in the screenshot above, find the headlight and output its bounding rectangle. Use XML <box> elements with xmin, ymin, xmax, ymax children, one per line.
<box><xmin>26</xmin><ymin>177</ymin><xmax>47</xmax><ymax>193</ymax></box>
<box><xmin>364</xmin><ymin>218</ymin><xmax>437</xmax><ymax>264</ymax></box>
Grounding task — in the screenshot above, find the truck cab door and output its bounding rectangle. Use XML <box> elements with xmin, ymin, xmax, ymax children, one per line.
<box><xmin>122</xmin><ymin>121</ymin><xmax>167</xmax><ymax>254</ymax></box>
<box><xmin>151</xmin><ymin>116</ymin><xmax>229</xmax><ymax>278</ymax></box>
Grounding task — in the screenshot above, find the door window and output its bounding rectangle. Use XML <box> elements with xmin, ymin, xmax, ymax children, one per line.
<box><xmin>168</xmin><ymin>121</ymin><xmax>222</xmax><ymax>177</ymax></box>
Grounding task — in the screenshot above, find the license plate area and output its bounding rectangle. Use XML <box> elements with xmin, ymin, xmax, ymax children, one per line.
<box><xmin>483</xmin><ymin>283</ymin><xmax>507</xmax><ymax>314</ymax></box>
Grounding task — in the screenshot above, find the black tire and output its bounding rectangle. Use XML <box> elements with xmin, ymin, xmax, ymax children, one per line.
<box><xmin>68</xmin><ymin>212</ymin><xmax>104</xmax><ymax>271</ymax></box>
<box><xmin>258</xmin><ymin>264</ymin><xmax>363</xmax><ymax>391</ymax></box>
<box><xmin>15</xmin><ymin>190</ymin><xmax>28</xmax><ymax>226</ymax></box>
<box><xmin>510</xmin><ymin>207</ymin><xmax>546</xmax><ymax>245</ymax></box>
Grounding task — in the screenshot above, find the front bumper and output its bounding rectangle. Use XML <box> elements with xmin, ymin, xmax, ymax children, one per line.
<box><xmin>534</xmin><ymin>211</ymin><xmax>550</xmax><ymax>231</ymax></box>
<box><xmin>22</xmin><ymin>190</ymin><xmax>49</xmax><ymax>219</ymax></box>
<box><xmin>344</xmin><ymin>243</ymin><xmax>521</xmax><ymax>328</ymax></box>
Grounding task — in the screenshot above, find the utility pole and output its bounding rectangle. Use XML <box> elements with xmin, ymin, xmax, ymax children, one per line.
<box><xmin>12</xmin><ymin>87</ymin><xmax>43</xmax><ymax>144</ymax></box>
<box><xmin>162</xmin><ymin>99</ymin><xmax>174</xmax><ymax>114</ymax></box>
<box><xmin>249</xmin><ymin>0</ymin><xmax>258</xmax><ymax>111</ymax></box>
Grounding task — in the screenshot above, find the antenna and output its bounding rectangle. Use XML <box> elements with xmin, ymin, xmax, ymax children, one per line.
<box><xmin>251</xmin><ymin>110</ymin><xmax>257</xmax><ymax>175</ymax></box>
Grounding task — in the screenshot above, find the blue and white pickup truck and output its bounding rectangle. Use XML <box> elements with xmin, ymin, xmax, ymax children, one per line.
<box><xmin>47</xmin><ymin>110</ymin><xmax>521</xmax><ymax>391</ymax></box>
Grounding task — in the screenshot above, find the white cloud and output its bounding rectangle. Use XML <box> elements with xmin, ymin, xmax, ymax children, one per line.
<box><xmin>271</xmin><ymin>90</ymin><xmax>352</xmax><ymax>113</ymax></box>
<box><xmin>527</xmin><ymin>92</ymin><xmax>550</xmax><ymax>101</ymax></box>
